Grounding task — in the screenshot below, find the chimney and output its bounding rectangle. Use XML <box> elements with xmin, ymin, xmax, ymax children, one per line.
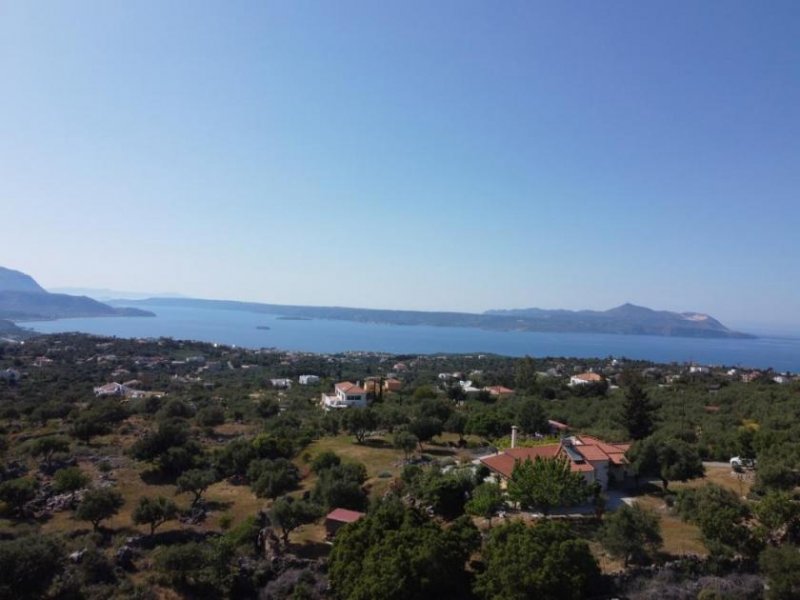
<box><xmin>511</xmin><ymin>425</ymin><xmax>518</xmax><ymax>449</ymax></box>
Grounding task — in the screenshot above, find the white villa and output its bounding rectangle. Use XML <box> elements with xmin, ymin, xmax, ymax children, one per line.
<box><xmin>299</xmin><ymin>375</ymin><xmax>321</xmax><ymax>385</ymax></box>
<box><xmin>321</xmin><ymin>381</ymin><xmax>368</xmax><ymax>410</ymax></box>
<box><xmin>569</xmin><ymin>372</ymin><xmax>604</xmax><ymax>386</ymax></box>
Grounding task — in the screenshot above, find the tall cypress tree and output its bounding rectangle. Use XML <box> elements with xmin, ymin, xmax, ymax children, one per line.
<box><xmin>620</xmin><ymin>382</ymin><xmax>657</xmax><ymax>440</ymax></box>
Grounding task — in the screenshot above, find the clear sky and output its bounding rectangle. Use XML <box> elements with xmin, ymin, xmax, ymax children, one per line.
<box><xmin>1</xmin><ymin>1</ymin><xmax>798</xmax><ymax>330</ymax></box>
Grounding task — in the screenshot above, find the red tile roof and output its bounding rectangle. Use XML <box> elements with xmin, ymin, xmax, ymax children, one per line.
<box><xmin>335</xmin><ymin>381</ymin><xmax>366</xmax><ymax>394</ymax></box>
<box><xmin>573</xmin><ymin>372</ymin><xmax>603</xmax><ymax>382</ymax></box>
<box><xmin>481</xmin><ymin>445</ymin><xmax>561</xmax><ymax>479</ymax></box>
<box><xmin>571</xmin><ymin>444</ymin><xmax>609</xmax><ymax>461</ymax></box>
<box><xmin>480</xmin><ymin>435</ymin><xmax>631</xmax><ymax>479</ymax></box>
<box><xmin>485</xmin><ymin>386</ymin><xmax>514</xmax><ymax>396</ymax></box>
<box><xmin>326</xmin><ymin>508</ymin><xmax>365</xmax><ymax>524</ymax></box>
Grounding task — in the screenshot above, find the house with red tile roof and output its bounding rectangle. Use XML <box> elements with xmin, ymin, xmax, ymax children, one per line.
<box><xmin>321</xmin><ymin>381</ymin><xmax>368</xmax><ymax>410</ymax></box>
<box><xmin>479</xmin><ymin>434</ymin><xmax>631</xmax><ymax>491</ymax></box>
<box><xmin>484</xmin><ymin>385</ymin><xmax>514</xmax><ymax>398</ymax></box>
<box><xmin>569</xmin><ymin>372</ymin><xmax>605</xmax><ymax>386</ymax></box>
<box><xmin>325</xmin><ymin>508</ymin><xmax>365</xmax><ymax>537</ymax></box>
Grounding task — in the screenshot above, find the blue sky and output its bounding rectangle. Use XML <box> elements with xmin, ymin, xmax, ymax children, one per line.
<box><xmin>1</xmin><ymin>1</ymin><xmax>798</xmax><ymax>330</ymax></box>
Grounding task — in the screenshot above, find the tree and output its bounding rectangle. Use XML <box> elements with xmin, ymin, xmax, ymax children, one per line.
<box><xmin>599</xmin><ymin>503</ymin><xmax>662</xmax><ymax>566</ymax></box>
<box><xmin>71</xmin><ymin>418</ymin><xmax>110</xmax><ymax>444</ymax></box>
<box><xmin>133</xmin><ymin>496</ymin><xmax>179</xmax><ymax>536</ymax></box>
<box><xmin>312</xmin><ymin>462</ymin><xmax>368</xmax><ymax>511</ymax></box>
<box><xmin>755</xmin><ymin>454</ymin><xmax>798</xmax><ymax>492</ymax></box>
<box><xmin>153</xmin><ymin>540</ymin><xmax>234</xmax><ymax>594</ymax></box>
<box><xmin>393</xmin><ymin>430</ymin><xmax>418</xmax><ymax>461</ymax></box>
<box><xmin>474</xmin><ymin>520</ymin><xmax>600</xmax><ymax>600</ymax></box>
<box><xmin>619</xmin><ymin>382</ymin><xmax>658</xmax><ymax>440</ymax></box>
<box><xmin>269</xmin><ymin>496</ymin><xmax>322</xmax><ymax>545</ymax></box>
<box><xmin>52</xmin><ymin>466</ymin><xmax>90</xmax><ymax>502</ymax></box>
<box><xmin>676</xmin><ymin>484</ymin><xmax>758</xmax><ymax>558</ymax></box>
<box><xmin>444</xmin><ymin>412</ymin><xmax>467</xmax><ymax>444</ymax></box>
<box><xmin>29</xmin><ymin>436</ymin><xmax>70</xmax><ymax>470</ymax></box>
<box><xmin>213</xmin><ymin>438</ymin><xmax>257</xmax><ymax>478</ymax></box>
<box><xmin>507</xmin><ymin>456</ymin><xmax>591</xmax><ymax>515</ymax></box>
<box><xmin>760</xmin><ymin>544</ymin><xmax>800</xmax><ymax>600</ymax></box>
<box><xmin>310</xmin><ymin>450</ymin><xmax>341</xmax><ymax>474</ymax></box>
<box><xmin>408</xmin><ymin>417</ymin><xmax>442</xmax><ymax>451</ymax></box>
<box><xmin>158</xmin><ymin>445</ymin><xmax>197</xmax><ymax>477</ymax></box>
<box><xmin>465</xmin><ymin>482</ymin><xmax>504</xmax><ymax>526</ymax></box>
<box><xmin>754</xmin><ymin>490</ymin><xmax>800</xmax><ymax>544</ymax></box>
<box><xmin>518</xmin><ymin>399</ymin><xmax>548</xmax><ymax>436</ymax></box>
<box><xmin>0</xmin><ymin>535</ymin><xmax>65</xmax><ymax>599</ymax></box>
<box><xmin>196</xmin><ymin>406</ymin><xmax>225</xmax><ymax>427</ymax></box>
<box><xmin>0</xmin><ymin>477</ymin><xmax>37</xmax><ymax>517</ymax></box>
<box><xmin>247</xmin><ymin>458</ymin><xmax>299</xmax><ymax>499</ymax></box>
<box><xmin>342</xmin><ymin>408</ymin><xmax>377</xmax><ymax>444</ymax></box>
<box><xmin>413</xmin><ymin>385</ymin><xmax>437</xmax><ymax>401</ymax></box>
<box><xmin>176</xmin><ymin>469</ymin><xmax>217</xmax><ymax>507</ymax></box>
<box><xmin>329</xmin><ymin>498</ymin><xmax>478</xmax><ymax>600</ymax></box>
<box><xmin>446</xmin><ymin>385</ymin><xmax>466</xmax><ymax>402</ymax></box>
<box><xmin>514</xmin><ymin>356</ymin><xmax>539</xmax><ymax>394</ymax></box>
<box><xmin>76</xmin><ymin>487</ymin><xmax>124</xmax><ymax>532</ymax></box>
<box><xmin>628</xmin><ymin>436</ymin><xmax>704</xmax><ymax>491</ymax></box>
<box><xmin>415</xmin><ymin>470</ymin><xmax>474</xmax><ymax>520</ymax></box>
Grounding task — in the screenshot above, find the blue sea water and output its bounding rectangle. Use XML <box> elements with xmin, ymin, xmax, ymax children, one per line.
<box><xmin>18</xmin><ymin>305</ymin><xmax>800</xmax><ymax>372</ymax></box>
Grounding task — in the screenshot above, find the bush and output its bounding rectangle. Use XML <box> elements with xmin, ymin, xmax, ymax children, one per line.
<box><xmin>0</xmin><ymin>535</ymin><xmax>64</xmax><ymax>598</ymax></box>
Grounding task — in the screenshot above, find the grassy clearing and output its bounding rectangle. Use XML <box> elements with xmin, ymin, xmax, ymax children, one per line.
<box><xmin>634</xmin><ymin>494</ymin><xmax>707</xmax><ymax>556</ymax></box>
<box><xmin>671</xmin><ymin>464</ymin><xmax>754</xmax><ymax>497</ymax></box>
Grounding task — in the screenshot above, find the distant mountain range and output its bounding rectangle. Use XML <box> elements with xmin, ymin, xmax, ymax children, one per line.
<box><xmin>117</xmin><ymin>297</ymin><xmax>754</xmax><ymax>339</ymax></box>
<box><xmin>0</xmin><ymin>267</ymin><xmax>154</xmax><ymax>321</ymax></box>
<box><xmin>0</xmin><ymin>266</ymin><xmax>754</xmax><ymax>339</ymax></box>
<box><xmin>48</xmin><ymin>287</ymin><xmax>188</xmax><ymax>301</ymax></box>
<box><xmin>484</xmin><ymin>303</ymin><xmax>753</xmax><ymax>338</ymax></box>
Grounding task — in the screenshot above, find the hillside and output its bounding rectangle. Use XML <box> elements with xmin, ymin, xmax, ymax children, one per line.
<box><xmin>0</xmin><ymin>266</ymin><xmax>46</xmax><ymax>294</ymax></box>
<box><xmin>119</xmin><ymin>297</ymin><xmax>753</xmax><ymax>339</ymax></box>
<box><xmin>0</xmin><ymin>267</ymin><xmax>154</xmax><ymax>320</ymax></box>
<box><xmin>484</xmin><ymin>303</ymin><xmax>750</xmax><ymax>338</ymax></box>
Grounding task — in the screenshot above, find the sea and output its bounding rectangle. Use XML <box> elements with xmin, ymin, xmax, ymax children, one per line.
<box><xmin>17</xmin><ymin>304</ymin><xmax>800</xmax><ymax>372</ymax></box>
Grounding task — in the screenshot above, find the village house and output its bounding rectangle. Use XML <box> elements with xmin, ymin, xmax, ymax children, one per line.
<box><xmin>484</xmin><ymin>385</ymin><xmax>514</xmax><ymax>398</ymax></box>
<box><xmin>383</xmin><ymin>378</ymin><xmax>402</xmax><ymax>392</ymax></box>
<box><xmin>269</xmin><ymin>378</ymin><xmax>292</xmax><ymax>389</ymax></box>
<box><xmin>325</xmin><ymin>508</ymin><xmax>365</xmax><ymax>538</ymax></box>
<box><xmin>321</xmin><ymin>381</ymin><xmax>368</xmax><ymax>410</ymax></box>
<box><xmin>93</xmin><ymin>382</ymin><xmax>161</xmax><ymax>400</ymax></box>
<box><xmin>362</xmin><ymin>377</ymin><xmax>401</xmax><ymax>395</ymax></box>
<box><xmin>479</xmin><ymin>431</ymin><xmax>631</xmax><ymax>491</ymax></box>
<box><xmin>93</xmin><ymin>382</ymin><xmax>131</xmax><ymax>397</ymax></box>
<box><xmin>298</xmin><ymin>374</ymin><xmax>320</xmax><ymax>385</ymax></box>
<box><xmin>569</xmin><ymin>372</ymin><xmax>604</xmax><ymax>386</ymax></box>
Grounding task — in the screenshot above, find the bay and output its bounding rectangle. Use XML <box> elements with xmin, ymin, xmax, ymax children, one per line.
<box><xmin>18</xmin><ymin>304</ymin><xmax>800</xmax><ymax>371</ymax></box>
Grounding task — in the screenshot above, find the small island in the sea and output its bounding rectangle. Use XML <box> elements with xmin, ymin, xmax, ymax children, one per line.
<box><xmin>255</xmin><ymin>325</ymin><xmax>271</xmax><ymax>330</ymax></box>
<box><xmin>277</xmin><ymin>316</ymin><xmax>312</xmax><ymax>321</ymax></box>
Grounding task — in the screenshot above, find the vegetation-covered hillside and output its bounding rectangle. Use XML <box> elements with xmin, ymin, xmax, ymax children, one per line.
<box><xmin>0</xmin><ymin>333</ymin><xmax>798</xmax><ymax>599</ymax></box>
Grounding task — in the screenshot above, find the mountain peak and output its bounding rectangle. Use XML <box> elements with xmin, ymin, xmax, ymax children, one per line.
<box><xmin>0</xmin><ymin>267</ymin><xmax>46</xmax><ymax>294</ymax></box>
<box><xmin>605</xmin><ymin>303</ymin><xmax>656</xmax><ymax>317</ymax></box>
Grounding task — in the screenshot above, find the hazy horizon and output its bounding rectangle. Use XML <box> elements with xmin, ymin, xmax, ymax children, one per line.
<box><xmin>40</xmin><ymin>281</ymin><xmax>800</xmax><ymax>337</ymax></box>
<box><xmin>3</xmin><ymin>2</ymin><xmax>798</xmax><ymax>331</ymax></box>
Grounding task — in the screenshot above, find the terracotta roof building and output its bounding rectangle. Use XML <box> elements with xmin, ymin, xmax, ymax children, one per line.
<box><xmin>479</xmin><ymin>434</ymin><xmax>632</xmax><ymax>491</ymax></box>
<box><xmin>321</xmin><ymin>381</ymin><xmax>368</xmax><ymax>410</ymax></box>
<box><xmin>484</xmin><ymin>385</ymin><xmax>515</xmax><ymax>398</ymax></box>
<box><xmin>325</xmin><ymin>508</ymin><xmax>365</xmax><ymax>537</ymax></box>
<box><xmin>569</xmin><ymin>372</ymin><xmax>605</xmax><ymax>386</ymax></box>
